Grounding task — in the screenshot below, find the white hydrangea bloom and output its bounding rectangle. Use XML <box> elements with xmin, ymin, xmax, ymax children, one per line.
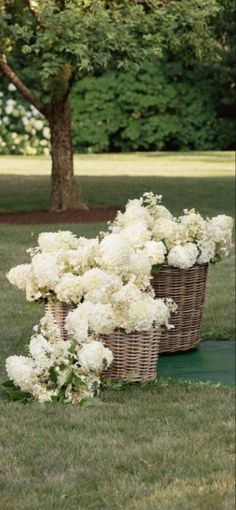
<box><xmin>78</xmin><ymin>341</ymin><xmax>113</xmax><ymax>371</ymax></box>
<box><xmin>152</xmin><ymin>218</ymin><xmax>180</xmax><ymax>248</ymax></box>
<box><xmin>144</xmin><ymin>240</ymin><xmax>166</xmax><ymax>265</ymax></box>
<box><xmin>112</xmin><ymin>282</ymin><xmax>143</xmax><ymax>306</ymax></box>
<box><xmin>113</xmin><ymin>199</ymin><xmax>154</xmax><ymax>228</ymax></box>
<box><xmin>153</xmin><ymin>205</ymin><xmax>173</xmax><ymax>220</ymax></box>
<box><xmin>81</xmin><ymin>268</ymin><xmax>122</xmax><ymax>304</ymax></box>
<box><xmin>38</xmin><ymin>231</ymin><xmax>79</xmax><ymax>252</ymax></box>
<box><xmin>127</xmin><ymin>251</ymin><xmax>152</xmax><ymax>289</ymax></box>
<box><xmin>115</xmin><ymin>294</ymin><xmax>171</xmax><ymax>332</ymax></box>
<box><xmin>8</xmin><ymin>83</ymin><xmax>16</xmax><ymax>92</ymax></box>
<box><xmin>154</xmin><ymin>299</ymin><xmax>173</xmax><ymax>329</ymax></box>
<box><xmin>118</xmin><ymin>295</ymin><xmax>158</xmax><ymax>332</ymax></box>
<box><xmin>54</xmin><ymin>273</ymin><xmax>83</xmax><ymax>304</ymax></box>
<box><xmin>179</xmin><ymin>210</ymin><xmax>207</xmax><ymax>240</ymax></box>
<box><xmin>118</xmin><ymin>220</ymin><xmax>151</xmax><ymax>249</ymax></box>
<box><xmin>37</xmin><ymin>313</ymin><xmax>61</xmax><ymax>341</ymax></box>
<box><xmin>66</xmin><ymin>301</ymin><xmax>116</xmax><ymax>337</ymax></box>
<box><xmin>64</xmin><ymin>238</ymin><xmax>99</xmax><ymax>273</ymax></box>
<box><xmin>31</xmin><ymin>252</ymin><xmax>63</xmax><ymax>290</ymax></box>
<box><xmin>167</xmin><ymin>243</ymin><xmax>198</xmax><ymax>269</ymax></box>
<box><xmin>6</xmin><ymin>355</ymin><xmax>38</xmax><ymax>392</ymax></box>
<box><xmin>65</xmin><ymin>306</ymin><xmax>90</xmax><ymax>344</ymax></box>
<box><xmin>50</xmin><ymin>340</ymin><xmax>71</xmax><ymax>366</ymax></box>
<box><xmin>207</xmin><ymin>215</ymin><xmax>233</xmax><ymax>244</ymax></box>
<box><xmin>6</xmin><ymin>264</ymin><xmax>32</xmax><ymax>290</ymax></box>
<box><xmin>111</xmin><ymin>282</ymin><xmax>173</xmax><ymax>332</ymax></box>
<box><xmin>197</xmin><ymin>238</ymin><xmax>216</xmax><ymax>264</ymax></box>
<box><xmin>98</xmin><ymin>234</ymin><xmax>133</xmax><ymax>275</ymax></box>
<box><xmin>29</xmin><ymin>334</ymin><xmax>52</xmax><ymax>375</ymax></box>
<box><xmin>86</xmin><ymin>302</ymin><xmax>116</xmax><ymax>335</ymax></box>
<box><xmin>25</xmin><ymin>273</ymin><xmax>43</xmax><ymax>301</ymax></box>
<box><xmin>33</xmin><ymin>386</ymin><xmax>55</xmax><ymax>403</ymax></box>
<box><xmin>142</xmin><ymin>192</ymin><xmax>173</xmax><ymax>220</ymax></box>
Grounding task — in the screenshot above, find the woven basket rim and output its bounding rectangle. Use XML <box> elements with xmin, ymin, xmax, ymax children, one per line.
<box><xmin>101</xmin><ymin>325</ymin><xmax>160</xmax><ymax>336</ymax></box>
<box><xmin>152</xmin><ymin>261</ymin><xmax>208</xmax><ymax>271</ymax></box>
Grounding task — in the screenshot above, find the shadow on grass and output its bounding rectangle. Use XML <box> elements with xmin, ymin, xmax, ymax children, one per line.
<box><xmin>0</xmin><ymin>174</ymin><xmax>234</xmax><ymax>217</ymax></box>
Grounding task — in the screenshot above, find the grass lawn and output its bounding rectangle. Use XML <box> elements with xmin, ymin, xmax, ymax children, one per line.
<box><xmin>0</xmin><ymin>152</ymin><xmax>234</xmax><ymax>215</ymax></box>
<box><xmin>0</xmin><ymin>153</ymin><xmax>235</xmax><ymax>510</ymax></box>
<box><xmin>0</xmin><ymin>223</ymin><xmax>235</xmax><ymax>510</ymax></box>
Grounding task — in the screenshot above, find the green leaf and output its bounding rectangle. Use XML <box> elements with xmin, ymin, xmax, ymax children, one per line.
<box><xmin>79</xmin><ymin>398</ymin><xmax>93</xmax><ymax>408</ymax></box>
<box><xmin>102</xmin><ymin>358</ymin><xmax>108</xmax><ymax>370</ymax></box>
<box><xmin>152</xmin><ymin>263</ymin><xmax>164</xmax><ymax>275</ymax></box>
<box><xmin>0</xmin><ymin>382</ymin><xmax>33</xmax><ymax>403</ymax></box>
<box><xmin>73</xmin><ymin>374</ymin><xmax>88</xmax><ymax>390</ymax></box>
<box><xmin>65</xmin><ymin>370</ymin><xmax>74</xmax><ymax>385</ymax></box>
<box><xmin>0</xmin><ymin>380</ymin><xmax>17</xmax><ymax>389</ymax></box>
<box><xmin>49</xmin><ymin>367</ymin><xmax>58</xmax><ymax>383</ymax></box>
<box><xmin>100</xmin><ymin>378</ymin><xmax>124</xmax><ymax>391</ymax></box>
<box><xmin>56</xmin><ymin>385</ymin><xmax>67</xmax><ymax>402</ymax></box>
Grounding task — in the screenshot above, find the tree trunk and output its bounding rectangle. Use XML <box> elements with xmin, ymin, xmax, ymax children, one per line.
<box><xmin>49</xmin><ymin>99</ymin><xmax>86</xmax><ymax>211</ymax></box>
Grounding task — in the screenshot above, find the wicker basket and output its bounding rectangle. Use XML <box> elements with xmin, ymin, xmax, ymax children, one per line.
<box><xmin>100</xmin><ymin>327</ymin><xmax>161</xmax><ymax>381</ymax></box>
<box><xmin>45</xmin><ymin>300</ymin><xmax>74</xmax><ymax>341</ymax></box>
<box><xmin>151</xmin><ymin>263</ymin><xmax>208</xmax><ymax>354</ymax></box>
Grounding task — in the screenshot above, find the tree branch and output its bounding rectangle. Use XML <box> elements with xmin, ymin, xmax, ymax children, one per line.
<box><xmin>26</xmin><ymin>0</ymin><xmax>44</xmax><ymax>28</ymax></box>
<box><xmin>0</xmin><ymin>56</ymin><xmax>46</xmax><ymax>117</ymax></box>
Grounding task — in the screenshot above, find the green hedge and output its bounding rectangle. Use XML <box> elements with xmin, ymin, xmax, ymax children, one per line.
<box><xmin>71</xmin><ymin>61</ymin><xmax>234</xmax><ymax>153</ymax></box>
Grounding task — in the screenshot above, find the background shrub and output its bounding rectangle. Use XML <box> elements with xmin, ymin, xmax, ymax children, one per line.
<box><xmin>71</xmin><ymin>61</ymin><xmax>235</xmax><ymax>153</ymax></box>
<box><xmin>0</xmin><ymin>0</ymin><xmax>234</xmax><ymax>155</ymax></box>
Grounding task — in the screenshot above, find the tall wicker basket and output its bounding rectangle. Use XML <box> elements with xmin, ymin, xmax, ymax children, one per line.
<box><xmin>45</xmin><ymin>300</ymin><xmax>74</xmax><ymax>341</ymax></box>
<box><xmin>152</xmin><ymin>263</ymin><xmax>208</xmax><ymax>354</ymax></box>
<box><xmin>100</xmin><ymin>327</ymin><xmax>161</xmax><ymax>382</ymax></box>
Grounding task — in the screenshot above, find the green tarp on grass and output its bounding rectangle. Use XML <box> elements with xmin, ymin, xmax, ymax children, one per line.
<box><xmin>158</xmin><ymin>341</ymin><xmax>235</xmax><ymax>386</ymax></box>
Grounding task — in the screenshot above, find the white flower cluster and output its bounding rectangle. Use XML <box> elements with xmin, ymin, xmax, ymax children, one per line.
<box><xmin>110</xmin><ymin>193</ymin><xmax>234</xmax><ymax>269</ymax></box>
<box><xmin>6</xmin><ymin>231</ymin><xmax>100</xmax><ymax>303</ymax></box>
<box><xmin>65</xmin><ymin>282</ymin><xmax>175</xmax><ymax>338</ymax></box>
<box><xmin>6</xmin><ymin>226</ymin><xmax>174</xmax><ymax>405</ymax></box>
<box><xmin>6</xmin><ymin>228</ymin><xmax>164</xmax><ymax>303</ymax></box>
<box><xmin>6</xmin><ymin>312</ymin><xmax>113</xmax><ymax>405</ymax></box>
<box><xmin>0</xmin><ymin>86</ymin><xmax>50</xmax><ymax>156</ymax></box>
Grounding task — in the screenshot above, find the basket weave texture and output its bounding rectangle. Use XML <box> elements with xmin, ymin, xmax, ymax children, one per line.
<box><xmin>100</xmin><ymin>327</ymin><xmax>161</xmax><ymax>381</ymax></box>
<box><xmin>152</xmin><ymin>263</ymin><xmax>208</xmax><ymax>354</ymax></box>
<box><xmin>45</xmin><ymin>300</ymin><xmax>73</xmax><ymax>341</ymax></box>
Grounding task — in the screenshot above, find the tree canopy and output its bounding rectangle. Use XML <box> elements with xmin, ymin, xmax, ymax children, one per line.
<box><xmin>1</xmin><ymin>0</ymin><xmax>221</xmax><ymax>112</ymax></box>
<box><xmin>0</xmin><ymin>0</ymin><xmax>223</xmax><ymax>210</ymax></box>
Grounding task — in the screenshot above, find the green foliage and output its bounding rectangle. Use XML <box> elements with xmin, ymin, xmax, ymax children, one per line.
<box><xmin>71</xmin><ymin>60</ymin><xmax>234</xmax><ymax>152</ymax></box>
<box><xmin>0</xmin><ymin>0</ymin><xmax>221</xmax><ymax>104</ymax></box>
<box><xmin>0</xmin><ymin>0</ymin><xmax>233</xmax><ymax>154</ymax></box>
<box><xmin>0</xmin><ymin>380</ymin><xmax>33</xmax><ymax>402</ymax></box>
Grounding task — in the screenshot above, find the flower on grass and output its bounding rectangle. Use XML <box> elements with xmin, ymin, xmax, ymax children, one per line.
<box><xmin>6</xmin><ymin>355</ymin><xmax>38</xmax><ymax>393</ymax></box>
